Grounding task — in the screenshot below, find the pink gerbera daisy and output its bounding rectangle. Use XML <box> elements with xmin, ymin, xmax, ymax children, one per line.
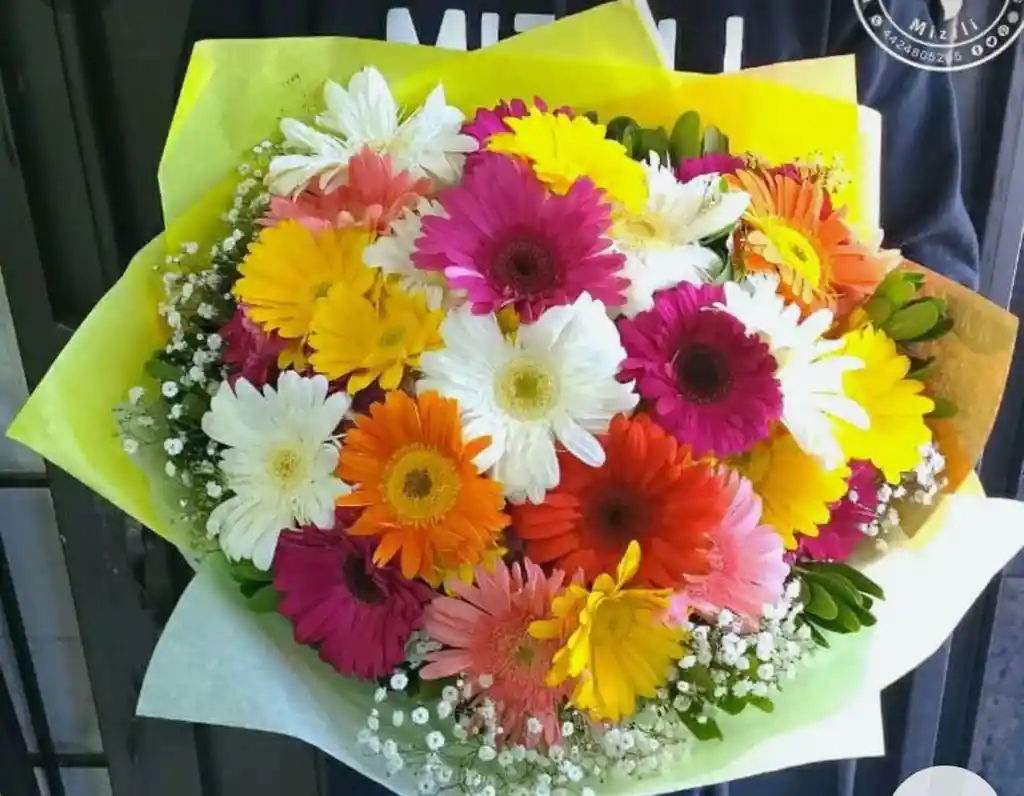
<box><xmin>266</xmin><ymin>146</ymin><xmax>430</xmax><ymax>234</ymax></box>
<box><xmin>672</xmin><ymin>470</ymin><xmax>789</xmax><ymax>628</ymax></box>
<box><xmin>273</xmin><ymin>518</ymin><xmax>434</xmax><ymax>680</ymax></box>
<box><xmin>462</xmin><ymin>97</ymin><xmax>572</xmax><ymax>144</ymax></box>
<box><xmin>798</xmin><ymin>460</ymin><xmax>881</xmax><ymax>562</ymax></box>
<box><xmin>420</xmin><ymin>560</ymin><xmax>574</xmax><ymax>748</ymax></box>
<box><xmin>618</xmin><ymin>283</ymin><xmax>783</xmax><ymax>458</ymax></box>
<box><xmin>412</xmin><ymin>153</ymin><xmax>626</xmax><ymax>320</ymax></box>
<box><xmin>675</xmin><ymin>153</ymin><xmax>745</xmax><ymax>184</ymax></box>
<box><xmin>219</xmin><ymin>306</ymin><xmax>290</xmax><ymax>388</ymax></box>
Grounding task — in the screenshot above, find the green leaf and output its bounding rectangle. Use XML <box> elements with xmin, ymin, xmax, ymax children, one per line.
<box><xmin>606</xmin><ymin>116</ymin><xmax>640</xmax><ymax>144</ymax></box>
<box><xmin>181</xmin><ymin>392</ymin><xmax>209</xmax><ymax>420</ymax></box>
<box><xmin>807</xmin><ymin>623</ymin><xmax>830</xmax><ymax>648</ymax></box>
<box><xmin>806</xmin><ymin>580</ymin><xmax>839</xmax><ymax>621</ymax></box>
<box><xmin>687</xmin><ymin>665</ymin><xmax>717</xmax><ymax>693</ymax></box>
<box><xmin>230</xmin><ymin>560</ymin><xmax>273</xmax><ymax>584</ymax></box>
<box><xmin>799</xmin><ymin>578</ymin><xmax>812</xmax><ymax>607</ymax></box>
<box><xmin>927</xmin><ymin>396</ymin><xmax>959</xmax><ymax>419</ymax></box>
<box><xmin>637</xmin><ymin>127</ymin><xmax>671</xmax><ymax>163</ymax></box>
<box><xmin>680</xmin><ymin>713</ymin><xmax>724</xmax><ymax>742</ymax></box>
<box><xmin>865</xmin><ymin>295</ymin><xmax>894</xmax><ymax>326</ymax></box>
<box><xmin>904</xmin><ymin>272</ymin><xmax>927</xmax><ymax>288</ymax></box>
<box><xmin>907</xmin><ymin>356</ymin><xmax>938</xmax><ymax>381</ymax></box>
<box><xmin>885</xmin><ymin>301</ymin><xmax>941</xmax><ymax>341</ymax></box>
<box><xmin>833</xmin><ymin>600</ymin><xmax>864</xmax><ymax>633</ymax></box>
<box><xmin>583</xmin><ymin>110</ymin><xmax>599</xmax><ymax>124</ymax></box>
<box><xmin>879</xmin><ymin>271</ymin><xmax>919</xmax><ymax>306</ymax></box>
<box><xmin>806</xmin><ymin>612</ymin><xmax>861</xmax><ymax>635</ymax></box>
<box><xmin>702</xmin><ymin>125</ymin><xmax>729</xmax><ymax>154</ymax></box>
<box><xmin>749</xmin><ymin>696</ymin><xmax>775</xmax><ymax>713</ymax></box>
<box><xmin>669</xmin><ymin>110</ymin><xmax>702</xmax><ymax>162</ymax></box>
<box><xmin>246</xmin><ymin>584</ymin><xmax>280</xmax><ymax>614</ymax></box>
<box><xmin>847</xmin><ymin>600</ymin><xmax>878</xmax><ymax>627</ymax></box>
<box><xmin>802</xmin><ymin>569</ymin><xmax>865</xmax><ymax>608</ymax></box>
<box><xmin>145</xmin><ymin>358</ymin><xmax>180</xmax><ymax>383</ymax></box>
<box><xmin>718</xmin><ymin>695</ymin><xmax>748</xmax><ymax>716</ymax></box>
<box><xmin>907</xmin><ymin>315</ymin><xmax>955</xmax><ymax>343</ymax></box>
<box><xmin>808</xmin><ymin>563</ymin><xmax>885</xmax><ymax>600</ymax></box>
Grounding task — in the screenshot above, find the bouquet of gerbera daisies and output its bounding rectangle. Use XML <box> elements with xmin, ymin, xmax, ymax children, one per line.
<box><xmin>9</xmin><ymin>3</ymin><xmax>1024</xmax><ymax>794</ymax></box>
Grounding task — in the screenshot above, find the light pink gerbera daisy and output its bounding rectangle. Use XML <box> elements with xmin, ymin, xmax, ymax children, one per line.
<box><xmin>797</xmin><ymin>460</ymin><xmax>881</xmax><ymax>562</ymax></box>
<box><xmin>618</xmin><ymin>282</ymin><xmax>783</xmax><ymax>458</ymax></box>
<box><xmin>412</xmin><ymin>152</ymin><xmax>627</xmax><ymax>320</ymax></box>
<box><xmin>273</xmin><ymin>517</ymin><xmax>435</xmax><ymax>680</ymax></box>
<box><xmin>420</xmin><ymin>559</ymin><xmax>574</xmax><ymax>748</ymax></box>
<box><xmin>672</xmin><ymin>470</ymin><xmax>789</xmax><ymax>628</ymax></box>
<box><xmin>266</xmin><ymin>146</ymin><xmax>430</xmax><ymax>234</ymax></box>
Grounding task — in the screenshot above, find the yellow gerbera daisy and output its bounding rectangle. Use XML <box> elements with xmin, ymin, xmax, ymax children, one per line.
<box><xmin>529</xmin><ymin>540</ymin><xmax>685</xmax><ymax>723</ymax></box>
<box><xmin>833</xmin><ymin>325</ymin><xmax>934</xmax><ymax>483</ymax></box>
<box><xmin>234</xmin><ymin>221</ymin><xmax>376</xmax><ymax>340</ymax></box>
<box><xmin>487</xmin><ymin>110</ymin><xmax>647</xmax><ymax>212</ymax></box>
<box><xmin>309</xmin><ymin>280</ymin><xmax>443</xmax><ymax>393</ymax></box>
<box><xmin>741</xmin><ymin>429</ymin><xmax>850</xmax><ymax>550</ymax></box>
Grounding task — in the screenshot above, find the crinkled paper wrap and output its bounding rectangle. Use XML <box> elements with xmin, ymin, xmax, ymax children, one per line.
<box><xmin>6</xmin><ymin>2</ymin><xmax>1024</xmax><ymax>791</ymax></box>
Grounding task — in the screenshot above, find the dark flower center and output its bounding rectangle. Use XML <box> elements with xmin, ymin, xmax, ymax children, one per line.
<box><xmin>490</xmin><ymin>235</ymin><xmax>558</xmax><ymax>294</ymax></box>
<box><xmin>342</xmin><ymin>554</ymin><xmax>385</xmax><ymax>604</ymax></box>
<box><xmin>591</xmin><ymin>489</ymin><xmax>646</xmax><ymax>542</ymax></box>
<box><xmin>402</xmin><ymin>468</ymin><xmax>434</xmax><ymax>499</ymax></box>
<box><xmin>675</xmin><ymin>343</ymin><xmax>733</xmax><ymax>404</ymax></box>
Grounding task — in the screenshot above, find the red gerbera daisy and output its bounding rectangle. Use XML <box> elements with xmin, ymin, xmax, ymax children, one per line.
<box><xmin>511</xmin><ymin>414</ymin><xmax>730</xmax><ymax>589</ymax></box>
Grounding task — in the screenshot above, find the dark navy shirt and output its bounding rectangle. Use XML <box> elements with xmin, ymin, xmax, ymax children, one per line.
<box><xmin>183</xmin><ymin>0</ymin><xmax>981</xmax><ymax>288</ymax></box>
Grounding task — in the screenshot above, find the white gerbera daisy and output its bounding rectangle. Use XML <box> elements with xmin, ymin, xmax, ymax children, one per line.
<box><xmin>612</xmin><ymin>153</ymin><xmax>750</xmax><ymax>318</ymax></box>
<box><xmin>201</xmin><ymin>372</ymin><xmax>352</xmax><ymax>569</ymax></box>
<box><xmin>720</xmin><ymin>274</ymin><xmax>868</xmax><ymax>469</ymax></box>
<box><xmin>267</xmin><ymin>67</ymin><xmax>477</xmax><ymax>196</ymax></box>
<box><xmin>417</xmin><ymin>293</ymin><xmax>639</xmax><ymax>503</ymax></box>
<box><xmin>363</xmin><ymin>197</ymin><xmax>451</xmax><ymax>309</ymax></box>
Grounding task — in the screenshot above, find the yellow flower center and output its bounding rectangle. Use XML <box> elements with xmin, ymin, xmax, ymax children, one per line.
<box><xmin>591</xmin><ymin>598</ymin><xmax>634</xmax><ymax>641</ymax></box>
<box><xmin>383</xmin><ymin>445</ymin><xmax>461</xmax><ymax>525</ymax></box>
<box><xmin>311</xmin><ymin>281</ymin><xmax>333</xmax><ymax>301</ymax></box>
<box><xmin>496</xmin><ymin>359</ymin><xmax>559</xmax><ymax>420</ymax></box>
<box><xmin>760</xmin><ymin>220</ymin><xmax>823</xmax><ymax>287</ymax></box>
<box><xmin>267</xmin><ymin>444</ymin><xmax>308</xmax><ymax>489</ymax></box>
<box><xmin>616</xmin><ymin>211</ymin><xmax>669</xmax><ymax>247</ymax></box>
<box><xmin>379</xmin><ymin>326</ymin><xmax>406</xmax><ymax>349</ymax></box>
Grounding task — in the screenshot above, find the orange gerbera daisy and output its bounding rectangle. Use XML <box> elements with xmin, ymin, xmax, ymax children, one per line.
<box><xmin>511</xmin><ymin>414</ymin><xmax>730</xmax><ymax>589</ymax></box>
<box><xmin>338</xmin><ymin>391</ymin><xmax>510</xmax><ymax>583</ymax></box>
<box><xmin>729</xmin><ymin>169</ymin><xmax>888</xmax><ymax>316</ymax></box>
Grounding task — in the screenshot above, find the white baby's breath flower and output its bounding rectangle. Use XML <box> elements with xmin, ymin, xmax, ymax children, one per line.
<box><xmin>418</xmin><ymin>294</ymin><xmax>638</xmax><ymax>503</ymax></box>
<box><xmin>207</xmin><ymin>334</ymin><xmax>222</xmax><ymax>351</ymax></box>
<box><xmin>478</xmin><ymin>745</ymin><xmax>497</xmax><ymax>762</ymax></box>
<box><xmin>162</xmin><ymin>381</ymin><xmax>179</xmax><ymax>398</ymax></box>
<box><xmin>374</xmin><ymin>687</ymin><xmax>388</xmax><ymax>704</ymax></box>
<box><xmin>205</xmin><ymin>482</ymin><xmax>223</xmax><ymax>499</ymax></box>
<box><xmin>390</xmin><ymin>672</ymin><xmax>409</xmax><ymax>691</ymax></box>
<box><xmin>425</xmin><ymin>731</ymin><xmax>445</xmax><ymax>751</ymax></box>
<box><xmin>164</xmin><ymin>438</ymin><xmax>184</xmax><ymax>456</ymax></box>
<box><xmin>436</xmin><ymin>701</ymin><xmax>452</xmax><ymax>720</ymax></box>
<box><xmin>169</xmin><ymin>404</ymin><xmax>184</xmax><ymax>420</ymax></box>
<box><xmin>128</xmin><ymin>386</ymin><xmax>145</xmax><ymax>405</ymax></box>
<box><xmin>411</xmin><ymin>707</ymin><xmax>430</xmax><ymax>726</ymax></box>
<box><xmin>442</xmin><ymin>685</ymin><xmax>459</xmax><ymax>704</ymax></box>
<box><xmin>391</xmin><ymin>710</ymin><xmax>405</xmax><ymax>727</ymax></box>
<box><xmin>202</xmin><ymin>373</ymin><xmax>352</xmax><ymax>569</ymax></box>
<box><xmin>122</xmin><ymin>438</ymin><xmax>139</xmax><ymax>455</ymax></box>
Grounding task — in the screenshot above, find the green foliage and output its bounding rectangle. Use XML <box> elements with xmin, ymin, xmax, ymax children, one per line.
<box><xmin>231</xmin><ymin>559</ymin><xmax>279</xmax><ymax>614</ymax></box>
<box><xmin>927</xmin><ymin>395</ymin><xmax>959</xmax><ymax>419</ymax></box>
<box><xmin>795</xmin><ymin>562</ymin><xmax>884</xmax><ymax>644</ymax></box>
<box><xmin>865</xmin><ymin>271</ymin><xmax>954</xmax><ymax>345</ymax></box>
<box><xmin>604</xmin><ymin>109</ymin><xmax>733</xmax><ymax>167</ymax></box>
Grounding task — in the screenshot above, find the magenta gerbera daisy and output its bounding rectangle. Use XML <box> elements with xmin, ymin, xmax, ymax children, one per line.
<box><xmin>462</xmin><ymin>97</ymin><xmax>572</xmax><ymax>144</ymax></box>
<box><xmin>797</xmin><ymin>460</ymin><xmax>882</xmax><ymax>562</ymax></box>
<box><xmin>618</xmin><ymin>282</ymin><xmax>783</xmax><ymax>458</ymax></box>
<box><xmin>273</xmin><ymin>516</ymin><xmax>435</xmax><ymax>680</ymax></box>
<box><xmin>412</xmin><ymin>152</ymin><xmax>627</xmax><ymax>320</ymax></box>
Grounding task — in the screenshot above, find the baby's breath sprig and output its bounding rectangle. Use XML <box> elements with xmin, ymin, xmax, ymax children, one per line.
<box><xmin>117</xmin><ymin>143</ymin><xmax>275</xmax><ymax>552</ymax></box>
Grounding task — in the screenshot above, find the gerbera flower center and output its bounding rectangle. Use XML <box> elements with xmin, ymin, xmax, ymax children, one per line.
<box><xmin>382</xmin><ymin>445</ymin><xmax>461</xmax><ymax>525</ymax></box>
<box><xmin>342</xmin><ymin>553</ymin><xmax>386</xmax><ymax>604</ymax></box>
<box><xmin>379</xmin><ymin>326</ymin><xmax>406</xmax><ymax>349</ymax></box>
<box><xmin>490</xmin><ymin>235</ymin><xmax>559</xmax><ymax>295</ymax></box>
<box><xmin>591</xmin><ymin>599</ymin><xmax>634</xmax><ymax>641</ymax></box>
<box><xmin>758</xmin><ymin>220</ymin><xmax>822</xmax><ymax>287</ymax></box>
<box><xmin>495</xmin><ymin>359</ymin><xmax>559</xmax><ymax>420</ymax></box>
<box><xmin>590</xmin><ymin>488</ymin><xmax>647</xmax><ymax>542</ymax></box>
<box><xmin>311</xmin><ymin>281</ymin><xmax>333</xmax><ymax>301</ymax></box>
<box><xmin>617</xmin><ymin>211</ymin><xmax>668</xmax><ymax>247</ymax></box>
<box><xmin>267</xmin><ymin>443</ymin><xmax>310</xmax><ymax>489</ymax></box>
<box><xmin>674</xmin><ymin>343</ymin><xmax>734</xmax><ymax>404</ymax></box>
